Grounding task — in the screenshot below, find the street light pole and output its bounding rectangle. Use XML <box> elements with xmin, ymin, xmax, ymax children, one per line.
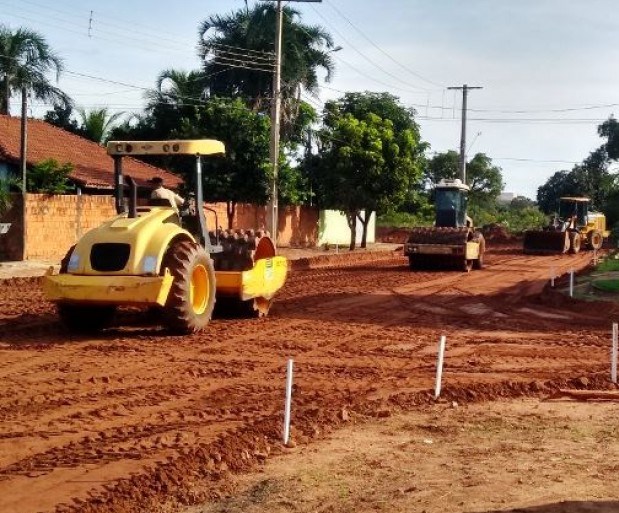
<box><xmin>266</xmin><ymin>0</ymin><xmax>322</xmax><ymax>246</ymax></box>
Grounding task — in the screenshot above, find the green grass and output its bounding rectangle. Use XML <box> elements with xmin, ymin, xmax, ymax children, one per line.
<box><xmin>376</xmin><ymin>211</ymin><xmax>433</xmax><ymax>228</ymax></box>
<box><xmin>595</xmin><ymin>255</ymin><xmax>619</xmax><ymax>272</ymax></box>
<box><xmin>592</xmin><ymin>279</ymin><xmax>619</xmax><ymax>293</ymax></box>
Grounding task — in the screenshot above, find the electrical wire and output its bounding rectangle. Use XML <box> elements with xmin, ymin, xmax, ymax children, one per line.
<box><xmin>305</xmin><ymin>4</ymin><xmax>433</xmax><ymax>94</ymax></box>
<box><xmin>323</xmin><ymin>0</ymin><xmax>444</xmax><ymax>89</ymax></box>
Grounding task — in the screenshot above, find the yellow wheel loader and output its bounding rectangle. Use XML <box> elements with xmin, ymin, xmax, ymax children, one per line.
<box><xmin>523</xmin><ymin>197</ymin><xmax>609</xmax><ymax>254</ymax></box>
<box><xmin>43</xmin><ymin>140</ymin><xmax>288</xmax><ymax>334</ymax></box>
<box><xmin>403</xmin><ymin>179</ymin><xmax>485</xmax><ymax>272</ymax></box>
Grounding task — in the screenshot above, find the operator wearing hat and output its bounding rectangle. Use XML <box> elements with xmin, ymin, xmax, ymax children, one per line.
<box><xmin>149</xmin><ymin>177</ymin><xmax>184</xmax><ymax>214</ymax></box>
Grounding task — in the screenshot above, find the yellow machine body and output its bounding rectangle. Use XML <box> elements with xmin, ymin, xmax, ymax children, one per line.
<box><xmin>523</xmin><ymin>197</ymin><xmax>609</xmax><ymax>254</ymax></box>
<box><xmin>43</xmin><ymin>206</ymin><xmax>288</xmax><ymax>308</ymax></box>
<box><xmin>44</xmin><ymin>270</ymin><xmax>175</xmax><ymax>306</ymax></box>
<box><xmin>44</xmin><ymin>138</ymin><xmax>287</xmax><ymax>332</ymax></box>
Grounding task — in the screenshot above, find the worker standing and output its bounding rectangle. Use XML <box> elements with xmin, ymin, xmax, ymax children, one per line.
<box><xmin>149</xmin><ymin>176</ymin><xmax>184</xmax><ymax>213</ymax></box>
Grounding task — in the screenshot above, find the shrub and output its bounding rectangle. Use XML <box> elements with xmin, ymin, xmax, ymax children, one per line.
<box><xmin>27</xmin><ymin>159</ymin><xmax>73</xmax><ymax>194</ymax></box>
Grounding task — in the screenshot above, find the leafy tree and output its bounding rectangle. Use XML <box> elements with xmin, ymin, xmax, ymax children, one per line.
<box><xmin>537</xmin><ymin>148</ymin><xmax>615</xmax><ymax>214</ymax></box>
<box><xmin>500</xmin><ymin>197</ymin><xmax>547</xmax><ymax>232</ymax></box>
<box><xmin>27</xmin><ymin>159</ymin><xmax>72</xmax><ymax>194</ymax></box>
<box><xmin>510</xmin><ymin>195</ymin><xmax>536</xmax><ymax>210</ymax></box>
<box><xmin>44</xmin><ymin>103</ymin><xmax>82</xmax><ymax>134</ymax></box>
<box><xmin>0</xmin><ymin>177</ymin><xmax>20</xmax><ymax>213</ymax></box>
<box><xmin>0</xmin><ymin>25</ymin><xmax>70</xmax><ymax>115</ymax></box>
<box><xmin>324</xmin><ymin>92</ymin><xmax>421</xmax><ymax>135</ymax></box>
<box><xmin>425</xmin><ymin>150</ymin><xmax>504</xmax><ymax>207</ymax></box>
<box><xmin>538</xmin><ymin>116</ymin><xmax>619</xmax><ymax>214</ymax></box>
<box><xmin>312</xmin><ymin>95</ymin><xmax>423</xmax><ymax>250</ymax></box>
<box><xmin>176</xmin><ymin>98</ymin><xmax>271</xmax><ymax>228</ymax></box>
<box><xmin>198</xmin><ymin>3</ymin><xmax>334</xmax><ymax>137</ymax></box>
<box><xmin>536</xmin><ymin>170</ymin><xmax>571</xmax><ymax>214</ymax></box>
<box><xmin>77</xmin><ymin>108</ymin><xmax>125</xmax><ymax>145</ymax></box>
<box><xmin>599</xmin><ymin>116</ymin><xmax>619</xmax><ymax>161</ymax></box>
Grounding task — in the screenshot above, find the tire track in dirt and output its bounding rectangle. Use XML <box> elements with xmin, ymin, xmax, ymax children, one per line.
<box><xmin>0</xmin><ymin>246</ymin><xmax>614</xmax><ymax>513</ymax></box>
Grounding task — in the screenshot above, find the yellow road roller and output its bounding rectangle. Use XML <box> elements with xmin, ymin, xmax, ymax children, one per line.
<box><xmin>404</xmin><ymin>179</ymin><xmax>485</xmax><ymax>272</ymax></box>
<box><xmin>44</xmin><ymin>139</ymin><xmax>288</xmax><ymax>333</ymax></box>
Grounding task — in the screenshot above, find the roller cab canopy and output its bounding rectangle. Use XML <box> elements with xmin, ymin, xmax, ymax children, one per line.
<box><xmin>107</xmin><ymin>140</ymin><xmax>226</xmax><ymax>156</ymax></box>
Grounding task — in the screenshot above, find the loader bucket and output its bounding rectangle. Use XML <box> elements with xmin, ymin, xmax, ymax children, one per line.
<box><xmin>523</xmin><ymin>229</ymin><xmax>570</xmax><ymax>254</ymax></box>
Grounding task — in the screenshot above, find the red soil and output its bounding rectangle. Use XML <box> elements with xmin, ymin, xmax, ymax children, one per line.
<box><xmin>0</xmin><ymin>245</ymin><xmax>615</xmax><ymax>513</ymax></box>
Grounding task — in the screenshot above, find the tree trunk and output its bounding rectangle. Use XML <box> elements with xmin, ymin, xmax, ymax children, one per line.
<box><xmin>346</xmin><ymin>210</ymin><xmax>358</xmax><ymax>251</ymax></box>
<box><xmin>357</xmin><ymin>211</ymin><xmax>373</xmax><ymax>249</ymax></box>
<box><xmin>226</xmin><ymin>200</ymin><xmax>236</xmax><ymax>230</ymax></box>
<box><xmin>1</xmin><ymin>74</ymin><xmax>10</xmax><ymax>115</ymax></box>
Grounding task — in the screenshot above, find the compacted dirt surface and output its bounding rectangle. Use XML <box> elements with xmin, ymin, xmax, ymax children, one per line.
<box><xmin>187</xmin><ymin>399</ymin><xmax>619</xmax><ymax>513</ymax></box>
<box><xmin>0</xmin><ymin>245</ymin><xmax>617</xmax><ymax>513</ymax></box>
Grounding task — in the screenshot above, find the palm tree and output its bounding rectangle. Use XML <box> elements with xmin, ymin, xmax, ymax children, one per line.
<box><xmin>0</xmin><ymin>25</ymin><xmax>71</xmax><ymax>115</ymax></box>
<box><xmin>145</xmin><ymin>68</ymin><xmax>207</xmax><ymax>110</ymax></box>
<box><xmin>77</xmin><ymin>108</ymin><xmax>125</xmax><ymax>145</ymax></box>
<box><xmin>198</xmin><ymin>3</ymin><xmax>335</xmax><ymax>118</ymax></box>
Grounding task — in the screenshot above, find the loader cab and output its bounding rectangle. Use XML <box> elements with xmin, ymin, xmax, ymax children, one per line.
<box><xmin>435</xmin><ymin>179</ymin><xmax>469</xmax><ymax>228</ymax></box>
<box><xmin>558</xmin><ymin>197</ymin><xmax>589</xmax><ymax>227</ymax></box>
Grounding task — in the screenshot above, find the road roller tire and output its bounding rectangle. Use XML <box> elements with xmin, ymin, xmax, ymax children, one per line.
<box><xmin>588</xmin><ymin>230</ymin><xmax>603</xmax><ymax>251</ymax></box>
<box><xmin>209</xmin><ymin>228</ymin><xmax>274</xmax><ymax>271</ymax></box>
<box><xmin>569</xmin><ymin>231</ymin><xmax>581</xmax><ymax>254</ymax></box>
<box><xmin>161</xmin><ymin>240</ymin><xmax>216</xmax><ymax>334</ymax></box>
<box><xmin>57</xmin><ymin>304</ymin><xmax>116</xmax><ymax>333</ymax></box>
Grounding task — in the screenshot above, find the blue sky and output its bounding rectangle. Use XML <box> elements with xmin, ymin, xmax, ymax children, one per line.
<box><xmin>2</xmin><ymin>0</ymin><xmax>618</xmax><ymax>198</ymax></box>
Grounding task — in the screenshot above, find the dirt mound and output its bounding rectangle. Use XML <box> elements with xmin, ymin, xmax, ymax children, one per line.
<box><xmin>375</xmin><ymin>227</ymin><xmax>410</xmax><ymax>244</ymax></box>
<box><xmin>482</xmin><ymin>223</ymin><xmax>514</xmax><ymax>243</ymax></box>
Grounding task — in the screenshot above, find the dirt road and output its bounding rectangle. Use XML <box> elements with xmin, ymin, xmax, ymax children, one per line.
<box><xmin>0</xmin><ymin>246</ymin><xmax>616</xmax><ymax>513</ymax></box>
<box><xmin>188</xmin><ymin>399</ymin><xmax>619</xmax><ymax>513</ymax></box>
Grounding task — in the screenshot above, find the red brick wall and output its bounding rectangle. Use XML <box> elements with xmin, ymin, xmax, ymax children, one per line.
<box><xmin>24</xmin><ymin>194</ymin><xmax>116</xmax><ymax>260</ymax></box>
<box><xmin>229</xmin><ymin>203</ymin><xmax>318</xmax><ymax>246</ymax></box>
<box><xmin>7</xmin><ymin>194</ymin><xmax>319</xmax><ymax>262</ymax></box>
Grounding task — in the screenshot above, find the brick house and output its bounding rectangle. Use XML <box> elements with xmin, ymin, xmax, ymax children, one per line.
<box><xmin>0</xmin><ymin>114</ymin><xmax>182</xmax><ymax>191</ymax></box>
<box><xmin>0</xmin><ymin>115</ymin><xmax>184</xmax><ymax>260</ymax></box>
<box><xmin>0</xmin><ymin>115</ymin><xmax>319</xmax><ymax>261</ymax></box>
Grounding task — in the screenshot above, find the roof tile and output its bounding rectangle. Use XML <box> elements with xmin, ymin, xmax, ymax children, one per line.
<box><xmin>0</xmin><ymin>115</ymin><xmax>183</xmax><ymax>189</ymax></box>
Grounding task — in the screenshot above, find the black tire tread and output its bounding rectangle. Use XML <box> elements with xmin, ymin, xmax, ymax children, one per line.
<box><xmin>161</xmin><ymin>240</ymin><xmax>216</xmax><ymax>334</ymax></box>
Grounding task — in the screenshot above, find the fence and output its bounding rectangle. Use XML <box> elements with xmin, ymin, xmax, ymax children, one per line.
<box><xmin>0</xmin><ymin>193</ymin><xmax>319</xmax><ymax>261</ymax></box>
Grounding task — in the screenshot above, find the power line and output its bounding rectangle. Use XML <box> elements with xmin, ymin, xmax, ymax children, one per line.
<box><xmin>209</xmin><ymin>42</ymin><xmax>275</xmax><ymax>58</ymax></box>
<box><xmin>323</xmin><ymin>0</ymin><xmax>444</xmax><ymax>90</ymax></box>
<box><xmin>17</xmin><ymin>0</ymin><xmax>193</xmax><ymax>50</ymax></box>
<box><xmin>306</xmin><ymin>4</ymin><xmax>433</xmax><ymax>94</ymax></box>
<box><xmin>417</xmin><ymin>116</ymin><xmax>608</xmax><ymax>125</ymax></box>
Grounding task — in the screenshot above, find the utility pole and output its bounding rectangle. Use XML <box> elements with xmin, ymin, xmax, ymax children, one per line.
<box><xmin>266</xmin><ymin>0</ymin><xmax>321</xmax><ymax>245</ymax></box>
<box><xmin>20</xmin><ymin>85</ymin><xmax>28</xmax><ymax>260</ymax></box>
<box><xmin>447</xmin><ymin>84</ymin><xmax>482</xmax><ymax>184</ymax></box>
<box><xmin>20</xmin><ymin>86</ymin><xmax>27</xmax><ymax>193</ymax></box>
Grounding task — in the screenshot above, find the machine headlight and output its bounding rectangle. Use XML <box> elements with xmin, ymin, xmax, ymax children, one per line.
<box><xmin>142</xmin><ymin>256</ymin><xmax>158</xmax><ymax>275</ymax></box>
<box><xmin>67</xmin><ymin>253</ymin><xmax>80</xmax><ymax>272</ymax></box>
